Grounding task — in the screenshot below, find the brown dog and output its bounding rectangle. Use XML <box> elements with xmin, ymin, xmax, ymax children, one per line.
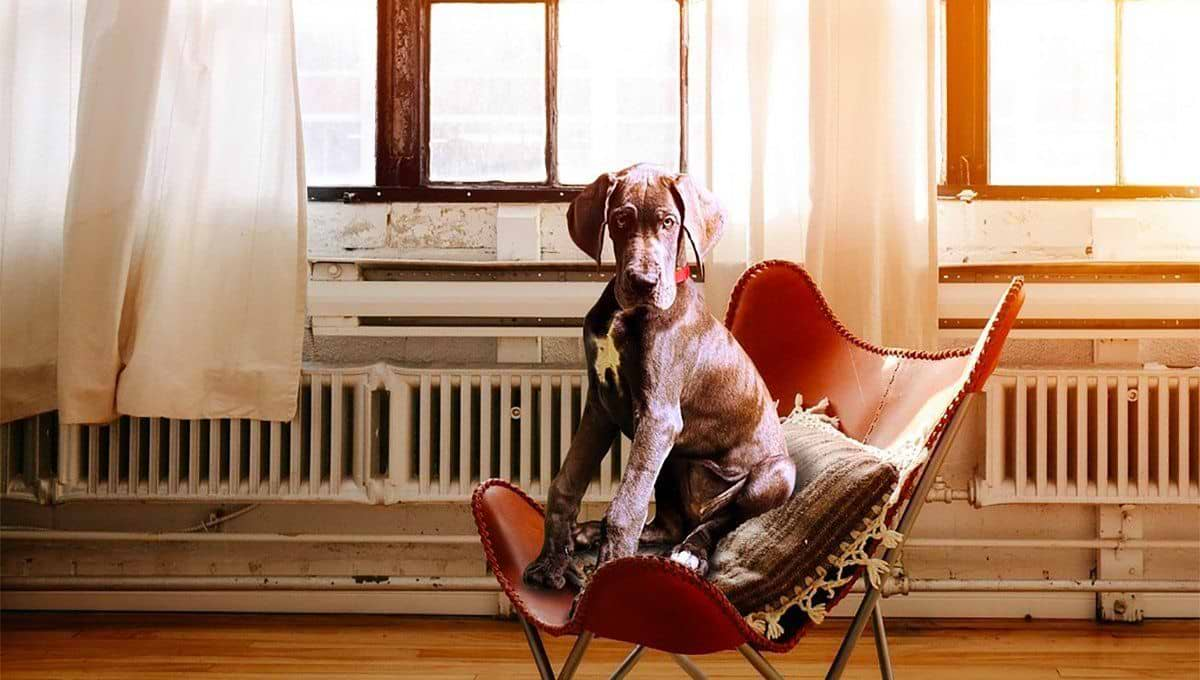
<box><xmin>524</xmin><ymin>164</ymin><xmax>795</xmax><ymax>590</ymax></box>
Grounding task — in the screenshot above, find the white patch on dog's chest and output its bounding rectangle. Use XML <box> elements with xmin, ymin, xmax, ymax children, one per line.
<box><xmin>592</xmin><ymin>319</ymin><xmax>622</xmax><ymax>390</ymax></box>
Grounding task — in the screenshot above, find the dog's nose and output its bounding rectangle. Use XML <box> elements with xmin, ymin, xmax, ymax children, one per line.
<box><xmin>628</xmin><ymin>270</ymin><xmax>659</xmax><ymax>293</ymax></box>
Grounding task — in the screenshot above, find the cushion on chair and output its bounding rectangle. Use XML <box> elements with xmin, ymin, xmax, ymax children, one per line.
<box><xmin>708</xmin><ymin>397</ymin><xmax>923</xmax><ymax>639</ymax></box>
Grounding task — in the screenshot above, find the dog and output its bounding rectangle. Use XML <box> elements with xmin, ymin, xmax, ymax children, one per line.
<box><xmin>523</xmin><ymin>164</ymin><xmax>795</xmax><ymax>590</ymax></box>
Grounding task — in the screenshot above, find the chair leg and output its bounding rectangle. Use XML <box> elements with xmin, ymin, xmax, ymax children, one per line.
<box><xmin>826</xmin><ymin>398</ymin><xmax>977</xmax><ymax>680</ymax></box>
<box><xmin>609</xmin><ymin>646</ymin><xmax>646</xmax><ymax>680</ymax></box>
<box><xmin>557</xmin><ymin>631</ymin><xmax>594</xmax><ymax>680</ymax></box>
<box><xmin>670</xmin><ymin>653</ymin><xmax>709</xmax><ymax>679</ymax></box>
<box><xmin>825</xmin><ymin>584</ymin><xmax>882</xmax><ymax>680</ymax></box>
<box><xmin>518</xmin><ymin>620</ymin><xmax>594</xmax><ymax>680</ymax></box>
<box><xmin>519</xmin><ymin>616</ymin><xmax>557</xmax><ymax>680</ymax></box>
<box><xmin>871</xmin><ymin>602</ymin><xmax>896</xmax><ymax>680</ymax></box>
<box><xmin>737</xmin><ymin>645</ymin><xmax>786</xmax><ymax>680</ymax></box>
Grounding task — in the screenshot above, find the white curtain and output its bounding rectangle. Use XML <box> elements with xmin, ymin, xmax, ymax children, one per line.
<box><xmin>0</xmin><ymin>1</ymin><xmax>82</xmax><ymax>423</ymax></box>
<box><xmin>695</xmin><ymin>0</ymin><xmax>938</xmax><ymax>350</ymax></box>
<box><xmin>694</xmin><ymin>0</ymin><xmax>810</xmax><ymax>322</ymax></box>
<box><xmin>1</xmin><ymin>0</ymin><xmax>306</xmax><ymax>424</ymax></box>
<box><xmin>806</xmin><ymin>0</ymin><xmax>938</xmax><ymax>350</ymax></box>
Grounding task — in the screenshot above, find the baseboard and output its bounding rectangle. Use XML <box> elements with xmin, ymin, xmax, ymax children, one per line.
<box><xmin>5</xmin><ymin>590</ymin><xmax>1196</xmax><ymax>619</ymax></box>
<box><xmin>0</xmin><ymin>590</ymin><xmax>502</xmax><ymax>616</ymax></box>
<box><xmin>843</xmin><ymin>592</ymin><xmax>1198</xmax><ymax>619</ymax></box>
<box><xmin>836</xmin><ymin>592</ymin><xmax>1096</xmax><ymax>619</ymax></box>
<box><xmin>817</xmin><ymin>592</ymin><xmax>1198</xmax><ymax>620</ymax></box>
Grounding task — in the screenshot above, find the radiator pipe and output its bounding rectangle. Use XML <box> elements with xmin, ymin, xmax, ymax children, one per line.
<box><xmin>880</xmin><ymin>577</ymin><xmax>1200</xmax><ymax>596</ymax></box>
<box><xmin>903</xmin><ymin>537</ymin><xmax>1200</xmax><ymax>550</ymax></box>
<box><xmin>3</xmin><ymin>530</ymin><xmax>1197</xmax><ymax>551</ymax></box>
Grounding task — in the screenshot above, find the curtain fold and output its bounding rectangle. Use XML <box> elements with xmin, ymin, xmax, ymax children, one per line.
<box><xmin>1</xmin><ymin>0</ymin><xmax>306</xmax><ymax>425</ymax></box>
<box><xmin>0</xmin><ymin>1</ymin><xmax>82</xmax><ymax>423</ymax></box>
<box><xmin>697</xmin><ymin>0</ymin><xmax>811</xmax><ymax>319</ymax></box>
<box><xmin>695</xmin><ymin>0</ymin><xmax>937</xmax><ymax>350</ymax></box>
<box><xmin>806</xmin><ymin>0</ymin><xmax>939</xmax><ymax>350</ymax></box>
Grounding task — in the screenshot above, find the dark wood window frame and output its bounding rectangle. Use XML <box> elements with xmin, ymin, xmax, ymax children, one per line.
<box><xmin>940</xmin><ymin>0</ymin><xmax>1198</xmax><ymax>201</ymax></box>
<box><xmin>309</xmin><ymin>0</ymin><xmax>689</xmax><ymax>204</ymax></box>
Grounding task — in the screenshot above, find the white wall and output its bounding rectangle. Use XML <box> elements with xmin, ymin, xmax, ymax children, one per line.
<box><xmin>939</xmin><ymin>199</ymin><xmax>1200</xmax><ymax>263</ymax></box>
<box><xmin>309</xmin><ymin>197</ymin><xmax>1200</xmax><ymax>276</ymax></box>
<box><xmin>306</xmin><ymin>197</ymin><xmax>1200</xmax><ymax>366</ymax></box>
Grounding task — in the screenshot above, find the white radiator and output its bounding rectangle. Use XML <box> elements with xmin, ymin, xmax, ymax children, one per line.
<box><xmin>0</xmin><ymin>364</ymin><xmax>633</xmax><ymax>505</ymax></box>
<box><xmin>977</xmin><ymin>368</ymin><xmax>1200</xmax><ymax>506</ymax></box>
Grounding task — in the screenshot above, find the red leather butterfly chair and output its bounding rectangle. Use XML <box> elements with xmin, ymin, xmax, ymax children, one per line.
<box><xmin>473</xmin><ymin>260</ymin><xmax>1024</xmax><ymax>679</ymax></box>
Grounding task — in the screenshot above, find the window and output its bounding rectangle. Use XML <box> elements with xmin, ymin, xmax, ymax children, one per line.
<box><xmin>294</xmin><ymin>0</ymin><xmax>377</xmax><ymax>186</ymax></box>
<box><xmin>941</xmin><ymin>0</ymin><xmax>1199</xmax><ymax>199</ymax></box>
<box><xmin>296</xmin><ymin>0</ymin><xmax>689</xmax><ymax>201</ymax></box>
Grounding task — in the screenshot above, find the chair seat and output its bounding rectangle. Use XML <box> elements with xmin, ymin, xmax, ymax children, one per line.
<box><xmin>473</xmin><ymin>481</ymin><xmax>577</xmax><ymax>633</ymax></box>
<box><xmin>473</xmin><ymin>479</ymin><xmax>772</xmax><ymax>654</ymax></box>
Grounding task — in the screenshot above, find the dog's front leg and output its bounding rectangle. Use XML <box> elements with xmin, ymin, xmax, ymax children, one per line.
<box><xmin>598</xmin><ymin>406</ymin><xmax>682</xmax><ymax>564</ymax></box>
<box><xmin>524</xmin><ymin>395</ymin><xmax>617</xmax><ymax>589</ymax></box>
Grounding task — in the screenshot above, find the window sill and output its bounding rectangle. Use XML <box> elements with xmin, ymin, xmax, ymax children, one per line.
<box><xmin>937</xmin><ymin>185</ymin><xmax>1199</xmax><ymax>201</ymax></box>
<box><xmin>308</xmin><ymin>185</ymin><xmax>583</xmax><ymax>204</ymax></box>
<box><xmin>938</xmin><ymin>261</ymin><xmax>1199</xmax><ymax>340</ymax></box>
<box><xmin>939</xmin><ymin>261</ymin><xmax>1199</xmax><ymax>284</ymax></box>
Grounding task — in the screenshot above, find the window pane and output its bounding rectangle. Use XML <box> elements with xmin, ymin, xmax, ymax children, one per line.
<box><xmin>558</xmin><ymin>0</ymin><xmax>680</xmax><ymax>184</ymax></box>
<box><xmin>989</xmin><ymin>0</ymin><xmax>1116</xmax><ymax>185</ymax></box>
<box><xmin>1121</xmin><ymin>0</ymin><xmax>1200</xmax><ymax>185</ymax></box>
<box><xmin>429</xmin><ymin>3</ymin><xmax>546</xmax><ymax>182</ymax></box>
<box><xmin>293</xmin><ymin>0</ymin><xmax>376</xmax><ymax>186</ymax></box>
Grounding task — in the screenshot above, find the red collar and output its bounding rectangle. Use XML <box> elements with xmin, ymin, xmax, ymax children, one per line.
<box><xmin>674</xmin><ymin>264</ymin><xmax>692</xmax><ymax>284</ymax></box>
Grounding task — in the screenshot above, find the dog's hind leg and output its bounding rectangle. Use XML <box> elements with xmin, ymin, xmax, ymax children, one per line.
<box><xmin>666</xmin><ymin>460</ymin><xmax>745</xmax><ymax>575</ymax></box>
<box><xmin>668</xmin><ymin>511</ymin><xmax>738</xmax><ymax>575</ymax></box>
<box><xmin>669</xmin><ymin>454</ymin><xmax>795</xmax><ymax>574</ymax></box>
<box><xmin>735</xmin><ymin>453</ymin><xmax>795</xmax><ymax>518</ymax></box>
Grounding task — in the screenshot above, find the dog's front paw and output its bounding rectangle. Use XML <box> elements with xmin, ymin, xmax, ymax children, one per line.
<box><xmin>596</xmin><ymin>526</ymin><xmax>638</xmax><ymax>566</ymax></box>
<box><xmin>669</xmin><ymin>545</ymin><xmax>710</xmax><ymax>576</ymax></box>
<box><xmin>523</xmin><ymin>550</ymin><xmax>569</xmax><ymax>590</ymax></box>
<box><xmin>595</xmin><ymin>536</ymin><xmax>634</xmax><ymax>566</ymax></box>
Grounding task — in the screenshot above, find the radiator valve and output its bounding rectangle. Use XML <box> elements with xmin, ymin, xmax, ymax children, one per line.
<box><xmin>925</xmin><ymin>477</ymin><xmax>971</xmax><ymax>504</ymax></box>
<box><xmin>927</xmin><ymin>477</ymin><xmax>952</xmax><ymax>503</ymax></box>
<box><xmin>880</xmin><ymin>575</ymin><xmax>910</xmax><ymax>597</ymax></box>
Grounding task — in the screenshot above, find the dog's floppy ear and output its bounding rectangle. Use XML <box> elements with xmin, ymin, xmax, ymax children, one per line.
<box><xmin>567</xmin><ymin>172</ymin><xmax>617</xmax><ymax>266</ymax></box>
<box><xmin>670</xmin><ymin>174</ymin><xmax>725</xmax><ymax>264</ymax></box>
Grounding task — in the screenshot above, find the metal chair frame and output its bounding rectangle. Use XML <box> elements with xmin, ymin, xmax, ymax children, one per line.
<box><xmin>514</xmin><ymin>394</ymin><xmax>976</xmax><ymax>680</ymax></box>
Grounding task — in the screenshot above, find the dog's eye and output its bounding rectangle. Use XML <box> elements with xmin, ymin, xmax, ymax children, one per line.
<box><xmin>662</xmin><ymin>216</ymin><xmax>677</xmax><ymax>229</ymax></box>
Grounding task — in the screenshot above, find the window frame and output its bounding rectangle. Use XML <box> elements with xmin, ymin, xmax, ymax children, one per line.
<box><xmin>307</xmin><ymin>0</ymin><xmax>690</xmax><ymax>203</ymax></box>
<box><xmin>940</xmin><ymin>0</ymin><xmax>1198</xmax><ymax>201</ymax></box>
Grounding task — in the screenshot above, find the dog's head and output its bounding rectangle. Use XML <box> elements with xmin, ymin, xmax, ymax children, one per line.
<box><xmin>567</xmin><ymin>164</ymin><xmax>725</xmax><ymax>311</ymax></box>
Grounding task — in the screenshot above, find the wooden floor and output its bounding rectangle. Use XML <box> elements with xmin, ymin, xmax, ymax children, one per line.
<box><xmin>1</xmin><ymin>613</ymin><xmax>1196</xmax><ymax>679</ymax></box>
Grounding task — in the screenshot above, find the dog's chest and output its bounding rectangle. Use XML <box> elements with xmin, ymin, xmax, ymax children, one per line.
<box><xmin>585</xmin><ymin>310</ymin><xmax>648</xmax><ymax>436</ymax></box>
<box><xmin>588</xmin><ymin>314</ymin><xmax>626</xmax><ymax>393</ymax></box>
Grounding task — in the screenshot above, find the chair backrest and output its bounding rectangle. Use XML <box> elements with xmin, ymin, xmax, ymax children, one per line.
<box><xmin>725</xmin><ymin>260</ymin><xmax>1024</xmax><ymax>451</ymax></box>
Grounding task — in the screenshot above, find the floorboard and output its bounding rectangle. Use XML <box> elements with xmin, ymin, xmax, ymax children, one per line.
<box><xmin>1</xmin><ymin>613</ymin><xmax>1197</xmax><ymax>679</ymax></box>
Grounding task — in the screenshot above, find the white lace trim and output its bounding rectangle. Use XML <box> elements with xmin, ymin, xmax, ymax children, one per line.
<box><xmin>746</xmin><ymin>396</ymin><xmax>928</xmax><ymax>640</ymax></box>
